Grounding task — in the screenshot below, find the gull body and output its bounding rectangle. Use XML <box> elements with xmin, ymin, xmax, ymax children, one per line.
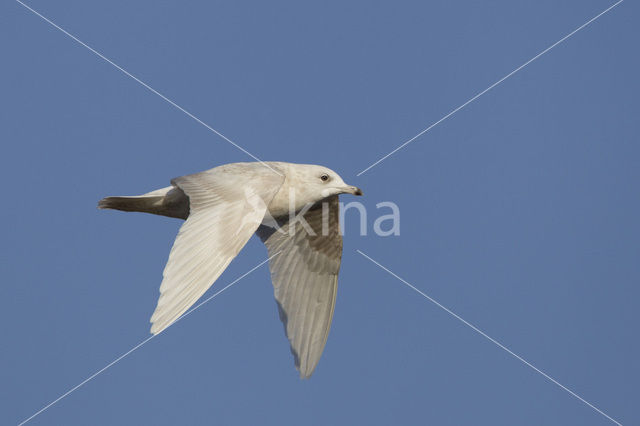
<box><xmin>99</xmin><ymin>161</ymin><xmax>362</xmax><ymax>378</ymax></box>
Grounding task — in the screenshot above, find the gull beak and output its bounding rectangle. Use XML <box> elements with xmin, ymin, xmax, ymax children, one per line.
<box><xmin>342</xmin><ymin>185</ymin><xmax>363</xmax><ymax>196</ymax></box>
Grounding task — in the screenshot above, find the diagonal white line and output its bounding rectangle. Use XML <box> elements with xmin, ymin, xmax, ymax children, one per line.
<box><xmin>356</xmin><ymin>0</ymin><xmax>624</xmax><ymax>176</ymax></box>
<box><xmin>356</xmin><ymin>250</ymin><xmax>623</xmax><ymax>425</ymax></box>
<box><xmin>17</xmin><ymin>254</ymin><xmax>278</xmax><ymax>426</ymax></box>
<box><xmin>15</xmin><ymin>0</ymin><xmax>282</xmax><ymax>177</ymax></box>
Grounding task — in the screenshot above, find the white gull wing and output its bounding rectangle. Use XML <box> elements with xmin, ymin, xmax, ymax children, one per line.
<box><xmin>150</xmin><ymin>163</ymin><xmax>284</xmax><ymax>334</ymax></box>
<box><xmin>257</xmin><ymin>195</ymin><xmax>343</xmax><ymax>378</ymax></box>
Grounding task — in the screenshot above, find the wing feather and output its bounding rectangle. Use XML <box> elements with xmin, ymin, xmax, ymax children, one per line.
<box><xmin>150</xmin><ymin>163</ymin><xmax>284</xmax><ymax>334</ymax></box>
<box><xmin>257</xmin><ymin>195</ymin><xmax>343</xmax><ymax>378</ymax></box>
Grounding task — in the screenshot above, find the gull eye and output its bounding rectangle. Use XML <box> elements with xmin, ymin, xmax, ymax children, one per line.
<box><xmin>320</xmin><ymin>174</ymin><xmax>329</xmax><ymax>182</ymax></box>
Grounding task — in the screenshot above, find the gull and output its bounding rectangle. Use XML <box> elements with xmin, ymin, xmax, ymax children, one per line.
<box><xmin>98</xmin><ymin>161</ymin><xmax>363</xmax><ymax>378</ymax></box>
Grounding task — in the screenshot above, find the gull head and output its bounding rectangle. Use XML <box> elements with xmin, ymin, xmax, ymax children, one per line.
<box><xmin>270</xmin><ymin>163</ymin><xmax>363</xmax><ymax>216</ymax></box>
<box><xmin>295</xmin><ymin>164</ymin><xmax>362</xmax><ymax>200</ymax></box>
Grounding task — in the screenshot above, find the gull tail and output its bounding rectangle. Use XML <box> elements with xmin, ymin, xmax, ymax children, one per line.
<box><xmin>98</xmin><ymin>186</ymin><xmax>189</xmax><ymax>220</ymax></box>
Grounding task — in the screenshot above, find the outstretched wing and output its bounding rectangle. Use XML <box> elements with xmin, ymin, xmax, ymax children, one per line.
<box><xmin>150</xmin><ymin>163</ymin><xmax>284</xmax><ymax>334</ymax></box>
<box><xmin>257</xmin><ymin>195</ymin><xmax>343</xmax><ymax>378</ymax></box>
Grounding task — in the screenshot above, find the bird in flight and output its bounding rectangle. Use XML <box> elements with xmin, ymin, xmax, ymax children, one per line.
<box><xmin>98</xmin><ymin>161</ymin><xmax>362</xmax><ymax>378</ymax></box>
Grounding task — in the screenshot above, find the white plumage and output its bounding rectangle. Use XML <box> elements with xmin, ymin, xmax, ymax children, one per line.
<box><xmin>99</xmin><ymin>161</ymin><xmax>362</xmax><ymax>378</ymax></box>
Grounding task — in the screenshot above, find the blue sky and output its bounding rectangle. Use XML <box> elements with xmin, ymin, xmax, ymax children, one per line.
<box><xmin>2</xmin><ymin>1</ymin><xmax>638</xmax><ymax>425</ymax></box>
